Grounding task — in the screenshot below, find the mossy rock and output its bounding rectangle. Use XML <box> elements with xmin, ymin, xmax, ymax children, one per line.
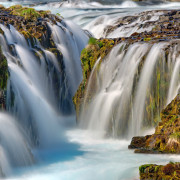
<box><xmin>8</xmin><ymin>5</ymin><xmax>50</xmax><ymax>20</ymax></box>
<box><xmin>140</xmin><ymin>162</ymin><xmax>180</xmax><ymax>180</ymax></box>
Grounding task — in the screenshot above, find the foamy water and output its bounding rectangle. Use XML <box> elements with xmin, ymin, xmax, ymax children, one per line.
<box><xmin>6</xmin><ymin>129</ymin><xmax>180</xmax><ymax>180</ymax></box>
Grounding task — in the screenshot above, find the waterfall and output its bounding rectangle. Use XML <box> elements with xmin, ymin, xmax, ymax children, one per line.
<box><xmin>0</xmin><ymin>17</ymin><xmax>88</xmax><ymax>176</ymax></box>
<box><xmin>48</xmin><ymin>20</ymin><xmax>88</xmax><ymax>95</ymax></box>
<box><xmin>80</xmin><ymin>41</ymin><xmax>178</xmax><ymax>138</ymax></box>
<box><xmin>0</xmin><ymin>113</ymin><xmax>33</xmax><ymax>177</ymax></box>
<box><xmin>131</xmin><ymin>43</ymin><xmax>166</xmax><ymax>136</ymax></box>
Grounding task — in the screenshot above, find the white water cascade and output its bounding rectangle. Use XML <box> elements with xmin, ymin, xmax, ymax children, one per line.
<box><xmin>0</xmin><ymin>1</ymin><xmax>180</xmax><ymax>180</ymax></box>
<box><xmin>0</xmin><ymin>17</ymin><xmax>88</xmax><ymax>176</ymax></box>
<box><xmin>80</xmin><ymin>41</ymin><xmax>179</xmax><ymax>138</ymax></box>
<box><xmin>0</xmin><ymin>113</ymin><xmax>33</xmax><ymax>177</ymax></box>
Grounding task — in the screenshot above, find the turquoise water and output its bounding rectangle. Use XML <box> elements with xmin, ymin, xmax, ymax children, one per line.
<box><xmin>6</xmin><ymin>129</ymin><xmax>180</xmax><ymax>180</ymax></box>
<box><xmin>1</xmin><ymin>1</ymin><xmax>180</xmax><ymax>179</ymax></box>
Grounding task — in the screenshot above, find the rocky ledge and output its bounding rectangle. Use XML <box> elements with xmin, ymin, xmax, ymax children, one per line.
<box><xmin>0</xmin><ymin>5</ymin><xmax>62</xmax><ymax>48</ymax></box>
<box><xmin>139</xmin><ymin>162</ymin><xmax>180</xmax><ymax>180</ymax></box>
<box><xmin>105</xmin><ymin>10</ymin><xmax>180</xmax><ymax>43</ymax></box>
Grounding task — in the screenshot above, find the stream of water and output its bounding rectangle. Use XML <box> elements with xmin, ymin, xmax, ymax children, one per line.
<box><xmin>0</xmin><ymin>0</ymin><xmax>180</xmax><ymax>179</ymax></box>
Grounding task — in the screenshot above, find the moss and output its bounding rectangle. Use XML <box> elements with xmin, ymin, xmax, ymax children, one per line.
<box><xmin>0</xmin><ymin>28</ymin><xmax>4</xmax><ymax>35</ymax></box>
<box><xmin>8</xmin><ymin>6</ymin><xmax>50</xmax><ymax>20</ymax></box>
<box><xmin>81</xmin><ymin>38</ymin><xmax>115</xmax><ymax>80</ymax></box>
<box><xmin>88</xmin><ymin>37</ymin><xmax>98</xmax><ymax>45</ymax></box>
<box><xmin>144</xmin><ymin>37</ymin><xmax>151</xmax><ymax>41</ymax></box>
<box><xmin>129</xmin><ymin>93</ymin><xmax>180</xmax><ymax>154</ymax></box>
<box><xmin>20</xmin><ymin>30</ymin><xmax>32</xmax><ymax>39</ymax></box>
<box><xmin>170</xmin><ymin>132</ymin><xmax>180</xmax><ymax>141</ymax></box>
<box><xmin>0</xmin><ymin>46</ymin><xmax>8</xmax><ymax>90</ymax></box>
<box><xmin>139</xmin><ymin>164</ymin><xmax>153</xmax><ymax>173</ymax></box>
<box><xmin>140</xmin><ymin>163</ymin><xmax>180</xmax><ymax>180</ymax></box>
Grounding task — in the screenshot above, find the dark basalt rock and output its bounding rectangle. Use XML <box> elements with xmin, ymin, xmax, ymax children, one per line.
<box><xmin>128</xmin><ymin>135</ymin><xmax>151</xmax><ymax>149</ymax></box>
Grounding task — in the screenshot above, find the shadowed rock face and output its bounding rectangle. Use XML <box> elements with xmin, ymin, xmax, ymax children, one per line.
<box><xmin>139</xmin><ymin>163</ymin><xmax>180</xmax><ymax>180</ymax></box>
<box><xmin>129</xmin><ymin>93</ymin><xmax>180</xmax><ymax>154</ymax></box>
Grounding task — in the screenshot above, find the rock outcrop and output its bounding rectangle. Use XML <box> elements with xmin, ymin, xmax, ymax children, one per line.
<box><xmin>0</xmin><ymin>5</ymin><xmax>62</xmax><ymax>48</ymax></box>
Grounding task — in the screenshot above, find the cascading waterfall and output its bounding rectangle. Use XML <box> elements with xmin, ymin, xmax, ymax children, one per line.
<box><xmin>131</xmin><ymin>43</ymin><xmax>167</xmax><ymax>136</ymax></box>
<box><xmin>0</xmin><ymin>1</ymin><xmax>180</xmax><ymax>179</ymax></box>
<box><xmin>48</xmin><ymin>20</ymin><xmax>88</xmax><ymax>95</ymax></box>
<box><xmin>0</xmin><ymin>113</ymin><xmax>33</xmax><ymax>176</ymax></box>
<box><xmin>80</xmin><ymin>41</ymin><xmax>179</xmax><ymax>138</ymax></box>
<box><xmin>0</xmin><ymin>17</ymin><xmax>88</xmax><ymax>176</ymax></box>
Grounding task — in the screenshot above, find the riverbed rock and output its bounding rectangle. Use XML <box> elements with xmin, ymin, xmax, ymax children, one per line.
<box><xmin>139</xmin><ymin>162</ymin><xmax>180</xmax><ymax>180</ymax></box>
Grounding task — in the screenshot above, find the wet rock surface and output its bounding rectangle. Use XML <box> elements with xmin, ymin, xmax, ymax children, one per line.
<box><xmin>73</xmin><ymin>38</ymin><xmax>117</xmax><ymax>118</ymax></box>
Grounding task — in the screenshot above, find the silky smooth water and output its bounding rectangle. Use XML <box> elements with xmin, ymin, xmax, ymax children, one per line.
<box><xmin>5</xmin><ymin>129</ymin><xmax>180</xmax><ymax>180</ymax></box>
<box><xmin>0</xmin><ymin>0</ymin><xmax>180</xmax><ymax>179</ymax></box>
